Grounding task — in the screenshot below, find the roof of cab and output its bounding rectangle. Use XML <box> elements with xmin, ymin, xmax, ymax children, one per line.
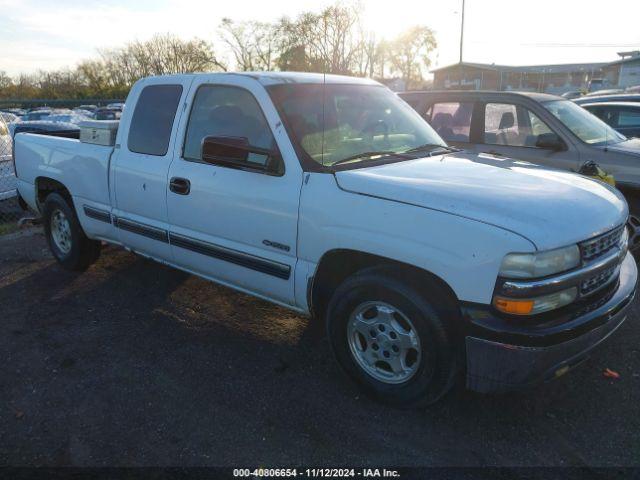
<box><xmin>140</xmin><ymin>71</ymin><xmax>380</xmax><ymax>86</ymax></box>
<box><xmin>239</xmin><ymin>71</ymin><xmax>380</xmax><ymax>86</ymax></box>
<box><xmin>398</xmin><ymin>90</ymin><xmax>563</xmax><ymax>103</ymax></box>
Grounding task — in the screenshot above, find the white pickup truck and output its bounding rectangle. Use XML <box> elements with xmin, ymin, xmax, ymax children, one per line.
<box><xmin>14</xmin><ymin>73</ymin><xmax>637</xmax><ymax>407</ymax></box>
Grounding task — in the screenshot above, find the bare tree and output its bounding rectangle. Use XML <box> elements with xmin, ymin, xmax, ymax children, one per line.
<box><xmin>0</xmin><ymin>6</ymin><xmax>439</xmax><ymax>100</ymax></box>
<box><xmin>354</xmin><ymin>32</ymin><xmax>387</xmax><ymax>78</ymax></box>
<box><xmin>0</xmin><ymin>71</ymin><xmax>12</xmax><ymax>90</ymax></box>
<box><xmin>279</xmin><ymin>4</ymin><xmax>365</xmax><ymax>75</ymax></box>
<box><xmin>387</xmin><ymin>26</ymin><xmax>437</xmax><ymax>88</ymax></box>
<box><xmin>220</xmin><ymin>19</ymin><xmax>281</xmax><ymax>71</ymax></box>
<box><xmin>100</xmin><ymin>34</ymin><xmax>226</xmax><ymax>80</ymax></box>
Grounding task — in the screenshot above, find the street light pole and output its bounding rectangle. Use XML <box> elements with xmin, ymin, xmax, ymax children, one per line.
<box><xmin>459</xmin><ymin>0</ymin><xmax>465</xmax><ymax>88</ymax></box>
<box><xmin>459</xmin><ymin>0</ymin><xmax>465</xmax><ymax>64</ymax></box>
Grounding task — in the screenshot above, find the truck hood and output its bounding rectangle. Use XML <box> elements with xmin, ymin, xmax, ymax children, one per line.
<box><xmin>598</xmin><ymin>137</ymin><xmax>640</xmax><ymax>157</ymax></box>
<box><xmin>334</xmin><ymin>152</ymin><xmax>628</xmax><ymax>250</ymax></box>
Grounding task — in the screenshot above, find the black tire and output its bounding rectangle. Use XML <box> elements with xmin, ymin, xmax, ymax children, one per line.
<box><xmin>626</xmin><ymin>197</ymin><xmax>640</xmax><ymax>256</ymax></box>
<box><xmin>326</xmin><ymin>266</ymin><xmax>459</xmax><ymax>408</ymax></box>
<box><xmin>43</xmin><ymin>192</ymin><xmax>101</xmax><ymax>271</ymax></box>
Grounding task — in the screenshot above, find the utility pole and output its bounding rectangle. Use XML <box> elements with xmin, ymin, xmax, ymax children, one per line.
<box><xmin>459</xmin><ymin>0</ymin><xmax>465</xmax><ymax>64</ymax></box>
<box><xmin>459</xmin><ymin>0</ymin><xmax>466</xmax><ymax>88</ymax></box>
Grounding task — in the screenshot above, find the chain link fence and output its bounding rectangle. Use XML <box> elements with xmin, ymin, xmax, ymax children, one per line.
<box><xmin>0</xmin><ymin>115</ymin><xmax>27</xmax><ymax>234</ymax></box>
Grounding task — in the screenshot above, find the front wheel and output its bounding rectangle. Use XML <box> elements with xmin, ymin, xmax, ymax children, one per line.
<box><xmin>627</xmin><ymin>210</ymin><xmax>640</xmax><ymax>256</ymax></box>
<box><xmin>326</xmin><ymin>267</ymin><xmax>459</xmax><ymax>408</ymax></box>
<box><xmin>43</xmin><ymin>193</ymin><xmax>101</xmax><ymax>271</ymax></box>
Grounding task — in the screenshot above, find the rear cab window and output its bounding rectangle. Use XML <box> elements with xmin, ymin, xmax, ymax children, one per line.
<box><xmin>426</xmin><ymin>102</ymin><xmax>473</xmax><ymax>143</ymax></box>
<box><xmin>127</xmin><ymin>84</ymin><xmax>183</xmax><ymax>156</ymax></box>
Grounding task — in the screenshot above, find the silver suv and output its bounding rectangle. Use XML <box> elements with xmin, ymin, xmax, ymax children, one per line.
<box><xmin>399</xmin><ymin>91</ymin><xmax>640</xmax><ymax>251</ymax></box>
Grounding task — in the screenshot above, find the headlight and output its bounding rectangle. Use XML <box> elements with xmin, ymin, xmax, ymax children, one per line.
<box><xmin>499</xmin><ymin>244</ymin><xmax>580</xmax><ymax>279</ymax></box>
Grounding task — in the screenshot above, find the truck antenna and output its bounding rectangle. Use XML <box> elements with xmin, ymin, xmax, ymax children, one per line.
<box><xmin>322</xmin><ymin>72</ymin><xmax>326</xmax><ymax>166</ymax></box>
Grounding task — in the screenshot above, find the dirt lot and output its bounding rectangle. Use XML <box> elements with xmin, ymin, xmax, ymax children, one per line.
<box><xmin>1</xmin><ymin>228</ymin><xmax>639</xmax><ymax>468</ymax></box>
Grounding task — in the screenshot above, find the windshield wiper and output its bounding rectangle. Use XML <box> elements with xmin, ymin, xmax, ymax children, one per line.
<box><xmin>332</xmin><ymin>150</ymin><xmax>411</xmax><ymax>167</ymax></box>
<box><xmin>403</xmin><ymin>143</ymin><xmax>460</xmax><ymax>155</ymax></box>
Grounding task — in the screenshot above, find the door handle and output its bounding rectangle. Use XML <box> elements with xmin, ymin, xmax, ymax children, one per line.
<box><xmin>169</xmin><ymin>177</ymin><xmax>191</xmax><ymax>195</ymax></box>
<box><xmin>487</xmin><ymin>150</ymin><xmax>506</xmax><ymax>157</ymax></box>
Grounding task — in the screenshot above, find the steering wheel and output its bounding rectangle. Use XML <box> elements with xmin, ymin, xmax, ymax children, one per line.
<box><xmin>360</xmin><ymin>119</ymin><xmax>389</xmax><ymax>147</ymax></box>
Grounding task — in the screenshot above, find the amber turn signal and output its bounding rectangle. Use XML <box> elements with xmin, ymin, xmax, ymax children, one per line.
<box><xmin>493</xmin><ymin>297</ymin><xmax>535</xmax><ymax>315</ymax></box>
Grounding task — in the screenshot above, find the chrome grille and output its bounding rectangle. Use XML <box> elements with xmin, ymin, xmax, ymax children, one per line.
<box><xmin>579</xmin><ymin>226</ymin><xmax>624</xmax><ymax>262</ymax></box>
<box><xmin>581</xmin><ymin>265</ymin><xmax>618</xmax><ymax>296</ymax></box>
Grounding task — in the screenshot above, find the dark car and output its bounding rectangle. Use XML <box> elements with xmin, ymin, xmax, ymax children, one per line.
<box><xmin>561</xmin><ymin>91</ymin><xmax>583</xmax><ymax>100</ymax></box>
<box><xmin>94</xmin><ymin>108</ymin><xmax>121</xmax><ymax>120</ymax></box>
<box><xmin>21</xmin><ymin>110</ymin><xmax>52</xmax><ymax>121</ymax></box>
<box><xmin>1</xmin><ymin>108</ymin><xmax>26</xmax><ymax>117</ymax></box>
<box><xmin>581</xmin><ymin>102</ymin><xmax>640</xmax><ymax>138</ymax></box>
<box><xmin>574</xmin><ymin>94</ymin><xmax>640</xmax><ymax>106</ymax></box>
<box><xmin>76</xmin><ymin>104</ymin><xmax>98</xmax><ymax>112</ymax></box>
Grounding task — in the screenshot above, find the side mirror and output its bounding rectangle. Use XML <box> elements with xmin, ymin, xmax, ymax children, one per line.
<box><xmin>536</xmin><ymin>132</ymin><xmax>565</xmax><ymax>151</ymax></box>
<box><xmin>201</xmin><ymin>136</ymin><xmax>282</xmax><ymax>175</ymax></box>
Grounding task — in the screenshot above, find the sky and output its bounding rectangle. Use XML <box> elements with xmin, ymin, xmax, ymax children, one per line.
<box><xmin>0</xmin><ymin>0</ymin><xmax>639</xmax><ymax>77</ymax></box>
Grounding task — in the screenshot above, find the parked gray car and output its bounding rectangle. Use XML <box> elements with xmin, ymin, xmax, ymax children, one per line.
<box><xmin>574</xmin><ymin>94</ymin><xmax>640</xmax><ymax>106</ymax></box>
<box><xmin>399</xmin><ymin>90</ymin><xmax>640</xmax><ymax>250</ymax></box>
<box><xmin>581</xmin><ymin>102</ymin><xmax>640</xmax><ymax>139</ymax></box>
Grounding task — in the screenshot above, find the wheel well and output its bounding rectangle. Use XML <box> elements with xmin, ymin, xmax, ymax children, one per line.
<box><xmin>35</xmin><ymin>177</ymin><xmax>71</xmax><ymax>210</ymax></box>
<box><xmin>310</xmin><ymin>249</ymin><xmax>460</xmax><ymax>325</ymax></box>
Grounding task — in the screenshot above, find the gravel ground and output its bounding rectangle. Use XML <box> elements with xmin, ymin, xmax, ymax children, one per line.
<box><xmin>0</xmin><ymin>228</ymin><xmax>639</xmax><ymax>468</ymax></box>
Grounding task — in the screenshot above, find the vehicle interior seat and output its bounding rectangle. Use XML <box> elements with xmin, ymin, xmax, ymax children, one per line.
<box><xmin>431</xmin><ymin>112</ymin><xmax>455</xmax><ymax>140</ymax></box>
<box><xmin>497</xmin><ymin>111</ymin><xmax>517</xmax><ymax>145</ymax></box>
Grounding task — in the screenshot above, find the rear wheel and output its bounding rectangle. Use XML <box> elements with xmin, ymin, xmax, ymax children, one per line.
<box><xmin>326</xmin><ymin>267</ymin><xmax>459</xmax><ymax>408</ymax></box>
<box><xmin>43</xmin><ymin>193</ymin><xmax>101</xmax><ymax>271</ymax></box>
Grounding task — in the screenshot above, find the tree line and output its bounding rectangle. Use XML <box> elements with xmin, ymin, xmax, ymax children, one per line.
<box><xmin>0</xmin><ymin>3</ymin><xmax>437</xmax><ymax>101</ymax></box>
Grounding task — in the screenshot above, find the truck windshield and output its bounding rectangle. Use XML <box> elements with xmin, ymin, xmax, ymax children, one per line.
<box><xmin>268</xmin><ymin>83</ymin><xmax>447</xmax><ymax>168</ymax></box>
<box><xmin>543</xmin><ymin>100</ymin><xmax>626</xmax><ymax>146</ymax></box>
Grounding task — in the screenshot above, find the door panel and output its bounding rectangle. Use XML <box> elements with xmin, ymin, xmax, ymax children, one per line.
<box><xmin>167</xmin><ymin>77</ymin><xmax>303</xmax><ymax>305</ymax></box>
<box><xmin>112</xmin><ymin>79</ymin><xmax>192</xmax><ymax>260</ymax></box>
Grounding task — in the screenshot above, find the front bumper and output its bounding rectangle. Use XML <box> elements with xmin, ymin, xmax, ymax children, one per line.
<box><xmin>463</xmin><ymin>252</ymin><xmax>637</xmax><ymax>393</ymax></box>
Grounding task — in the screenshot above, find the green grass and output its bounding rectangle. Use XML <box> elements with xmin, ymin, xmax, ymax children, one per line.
<box><xmin>0</xmin><ymin>222</ymin><xmax>18</xmax><ymax>236</ymax></box>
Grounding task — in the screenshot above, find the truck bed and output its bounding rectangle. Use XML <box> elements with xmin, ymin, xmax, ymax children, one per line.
<box><xmin>15</xmin><ymin>133</ymin><xmax>114</xmax><ymax>210</ymax></box>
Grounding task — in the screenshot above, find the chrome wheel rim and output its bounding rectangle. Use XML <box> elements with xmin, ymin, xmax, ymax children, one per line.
<box><xmin>50</xmin><ymin>209</ymin><xmax>72</xmax><ymax>254</ymax></box>
<box><xmin>347</xmin><ymin>301</ymin><xmax>421</xmax><ymax>384</ymax></box>
<box><xmin>628</xmin><ymin>215</ymin><xmax>640</xmax><ymax>252</ymax></box>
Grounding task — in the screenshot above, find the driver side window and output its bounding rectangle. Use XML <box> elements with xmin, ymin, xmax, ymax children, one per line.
<box><xmin>183</xmin><ymin>85</ymin><xmax>276</xmax><ymax>166</ymax></box>
<box><xmin>483</xmin><ymin>103</ymin><xmax>553</xmax><ymax>148</ymax></box>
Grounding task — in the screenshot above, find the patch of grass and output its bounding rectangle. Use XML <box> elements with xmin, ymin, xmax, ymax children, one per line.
<box><xmin>0</xmin><ymin>222</ymin><xmax>18</xmax><ymax>236</ymax></box>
